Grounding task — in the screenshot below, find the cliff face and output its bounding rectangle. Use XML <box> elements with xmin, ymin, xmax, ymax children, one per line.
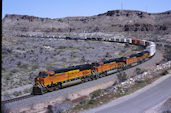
<box><xmin>2</xmin><ymin>10</ymin><xmax>171</xmax><ymax>35</ymax></box>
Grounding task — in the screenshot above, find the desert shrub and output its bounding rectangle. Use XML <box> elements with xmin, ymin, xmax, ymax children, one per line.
<box><xmin>81</xmin><ymin>56</ymin><xmax>86</xmax><ymax>62</ymax></box>
<box><xmin>70</xmin><ymin>52</ymin><xmax>77</xmax><ymax>58</ymax></box>
<box><xmin>47</xmin><ymin>105</ymin><xmax>53</xmax><ymax>113</ymax></box>
<box><xmin>91</xmin><ymin>89</ymin><xmax>104</xmax><ymax>99</ymax></box>
<box><xmin>31</xmin><ymin>64</ymin><xmax>38</xmax><ymax>70</ymax></box>
<box><xmin>19</xmin><ymin>64</ymin><xmax>28</xmax><ymax>69</ymax></box>
<box><xmin>2</xmin><ymin>73</ymin><xmax>11</xmax><ymax>79</ymax></box>
<box><xmin>105</xmin><ymin>52</ymin><xmax>112</xmax><ymax>58</ymax></box>
<box><xmin>160</xmin><ymin>70</ymin><xmax>168</xmax><ymax>76</ymax></box>
<box><xmin>1</xmin><ymin>104</ymin><xmax>9</xmax><ymax>113</ymax></box>
<box><xmin>11</xmin><ymin>69</ymin><xmax>18</xmax><ymax>73</ymax></box>
<box><xmin>4</xmin><ymin>92</ymin><xmax>11</xmax><ymax>99</ymax></box>
<box><xmin>163</xmin><ymin>45</ymin><xmax>171</xmax><ymax>61</ymax></box>
<box><xmin>2</xmin><ymin>47</ymin><xmax>12</xmax><ymax>54</ymax></box>
<box><xmin>13</xmin><ymin>91</ymin><xmax>22</xmax><ymax>96</ymax></box>
<box><xmin>58</xmin><ymin>46</ymin><xmax>67</xmax><ymax>49</ymax></box>
<box><xmin>135</xmin><ymin>68</ymin><xmax>144</xmax><ymax>74</ymax></box>
<box><xmin>117</xmin><ymin>72</ymin><xmax>128</xmax><ymax>82</ymax></box>
<box><xmin>80</xmin><ymin>99</ymin><xmax>88</xmax><ymax>105</ymax></box>
<box><xmin>88</xmin><ymin>99</ymin><xmax>95</xmax><ymax>104</ymax></box>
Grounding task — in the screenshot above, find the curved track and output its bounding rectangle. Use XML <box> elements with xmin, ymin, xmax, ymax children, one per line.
<box><xmin>3</xmin><ymin>35</ymin><xmax>157</xmax><ymax>108</ymax></box>
<box><xmin>4</xmin><ymin>50</ymin><xmax>163</xmax><ymax>112</ymax></box>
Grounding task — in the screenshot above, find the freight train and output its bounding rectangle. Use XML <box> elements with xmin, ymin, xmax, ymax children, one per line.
<box><xmin>32</xmin><ymin>37</ymin><xmax>156</xmax><ymax>95</ymax></box>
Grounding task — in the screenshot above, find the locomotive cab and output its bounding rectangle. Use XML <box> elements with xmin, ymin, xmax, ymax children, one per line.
<box><xmin>34</xmin><ymin>71</ymin><xmax>56</xmax><ymax>86</ymax></box>
<box><xmin>92</xmin><ymin>62</ymin><xmax>103</xmax><ymax>68</ymax></box>
<box><xmin>34</xmin><ymin>72</ymin><xmax>46</xmax><ymax>86</ymax></box>
<box><xmin>92</xmin><ymin>62</ymin><xmax>105</xmax><ymax>73</ymax></box>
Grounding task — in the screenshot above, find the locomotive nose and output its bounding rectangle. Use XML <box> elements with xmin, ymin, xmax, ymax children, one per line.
<box><xmin>35</xmin><ymin>77</ymin><xmax>39</xmax><ymax>81</ymax></box>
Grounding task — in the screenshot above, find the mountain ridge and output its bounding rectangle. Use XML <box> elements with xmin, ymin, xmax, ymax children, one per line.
<box><xmin>2</xmin><ymin>10</ymin><xmax>171</xmax><ymax>35</ymax></box>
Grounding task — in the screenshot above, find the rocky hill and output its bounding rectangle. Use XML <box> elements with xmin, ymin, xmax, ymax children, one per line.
<box><xmin>2</xmin><ymin>10</ymin><xmax>171</xmax><ymax>36</ymax></box>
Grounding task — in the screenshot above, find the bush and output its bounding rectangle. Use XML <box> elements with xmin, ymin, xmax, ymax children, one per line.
<box><xmin>1</xmin><ymin>104</ymin><xmax>9</xmax><ymax>113</ymax></box>
<box><xmin>88</xmin><ymin>99</ymin><xmax>95</xmax><ymax>104</ymax></box>
<box><xmin>13</xmin><ymin>91</ymin><xmax>22</xmax><ymax>96</ymax></box>
<box><xmin>80</xmin><ymin>100</ymin><xmax>88</xmax><ymax>105</ymax></box>
<box><xmin>11</xmin><ymin>69</ymin><xmax>18</xmax><ymax>73</ymax></box>
<box><xmin>58</xmin><ymin>46</ymin><xmax>67</xmax><ymax>49</ymax></box>
<box><xmin>135</xmin><ymin>68</ymin><xmax>144</xmax><ymax>74</ymax></box>
<box><xmin>91</xmin><ymin>89</ymin><xmax>104</xmax><ymax>99</ymax></box>
<box><xmin>23</xmin><ymin>88</ymin><xmax>32</xmax><ymax>94</ymax></box>
<box><xmin>19</xmin><ymin>64</ymin><xmax>28</xmax><ymax>69</ymax></box>
<box><xmin>117</xmin><ymin>72</ymin><xmax>128</xmax><ymax>82</ymax></box>
<box><xmin>81</xmin><ymin>56</ymin><xmax>86</xmax><ymax>62</ymax></box>
<box><xmin>160</xmin><ymin>70</ymin><xmax>168</xmax><ymax>76</ymax></box>
<box><xmin>31</xmin><ymin>64</ymin><xmax>38</xmax><ymax>70</ymax></box>
<box><xmin>47</xmin><ymin>105</ymin><xmax>53</xmax><ymax>113</ymax></box>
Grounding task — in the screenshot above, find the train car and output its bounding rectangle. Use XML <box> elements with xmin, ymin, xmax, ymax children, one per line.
<box><xmin>66</xmin><ymin>36</ymin><xmax>72</xmax><ymax>40</ymax></box>
<box><xmin>137</xmin><ymin>51</ymin><xmax>150</xmax><ymax>60</ymax></box>
<box><xmin>119</xmin><ymin>38</ymin><xmax>126</xmax><ymax>43</ymax></box>
<box><xmin>33</xmin><ymin>64</ymin><xmax>93</xmax><ymax>94</ymax></box>
<box><xmin>92</xmin><ymin>58</ymin><xmax>124</xmax><ymax>74</ymax></box>
<box><xmin>146</xmin><ymin>42</ymin><xmax>156</xmax><ymax>57</ymax></box>
<box><xmin>96</xmin><ymin>37</ymin><xmax>103</xmax><ymax>41</ymax></box>
<box><xmin>141</xmin><ymin>40</ymin><xmax>146</xmax><ymax>46</ymax></box>
<box><xmin>21</xmin><ymin>34</ymin><xmax>26</xmax><ymax>37</ymax></box>
<box><xmin>71</xmin><ymin>37</ymin><xmax>79</xmax><ymax>40</ymax></box>
<box><xmin>122</xmin><ymin>54</ymin><xmax>138</xmax><ymax>65</ymax></box>
<box><xmin>124</xmin><ymin>51</ymin><xmax>150</xmax><ymax>65</ymax></box>
<box><xmin>132</xmin><ymin>39</ymin><xmax>138</xmax><ymax>45</ymax></box>
<box><xmin>108</xmin><ymin>38</ymin><xmax>116</xmax><ymax>42</ymax></box>
<box><xmin>101</xmin><ymin>37</ymin><xmax>105</xmax><ymax>41</ymax></box>
<box><xmin>91</xmin><ymin>37</ymin><xmax>97</xmax><ymax>41</ymax></box>
<box><xmin>111</xmin><ymin>38</ymin><xmax>115</xmax><ymax>42</ymax></box>
<box><xmin>126</xmin><ymin>38</ymin><xmax>132</xmax><ymax>44</ymax></box>
<box><xmin>137</xmin><ymin>40</ymin><xmax>142</xmax><ymax>45</ymax></box>
<box><xmin>120</xmin><ymin>38</ymin><xmax>124</xmax><ymax>43</ymax></box>
<box><xmin>116</xmin><ymin>38</ymin><xmax>120</xmax><ymax>42</ymax></box>
<box><xmin>149</xmin><ymin>41</ymin><xmax>155</xmax><ymax>46</ymax></box>
<box><xmin>132</xmin><ymin>39</ymin><xmax>142</xmax><ymax>45</ymax></box>
<box><xmin>86</xmin><ymin>37</ymin><xmax>92</xmax><ymax>40</ymax></box>
<box><xmin>79</xmin><ymin>36</ymin><xmax>86</xmax><ymax>40</ymax></box>
<box><xmin>145</xmin><ymin>41</ymin><xmax>150</xmax><ymax>46</ymax></box>
<box><xmin>105</xmin><ymin>38</ymin><xmax>110</xmax><ymax>41</ymax></box>
<box><xmin>113</xmin><ymin>38</ymin><xmax>117</xmax><ymax>42</ymax></box>
<box><xmin>108</xmin><ymin>38</ymin><xmax>111</xmax><ymax>42</ymax></box>
<box><xmin>106</xmin><ymin>58</ymin><xmax>124</xmax><ymax>70</ymax></box>
<box><xmin>123</xmin><ymin>38</ymin><xmax>127</xmax><ymax>43</ymax></box>
<box><xmin>135</xmin><ymin>51</ymin><xmax>149</xmax><ymax>61</ymax></box>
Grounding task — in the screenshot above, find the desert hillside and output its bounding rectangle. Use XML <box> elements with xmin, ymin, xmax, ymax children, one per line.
<box><xmin>2</xmin><ymin>10</ymin><xmax>171</xmax><ymax>36</ymax></box>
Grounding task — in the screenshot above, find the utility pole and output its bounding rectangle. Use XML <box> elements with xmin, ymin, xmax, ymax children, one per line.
<box><xmin>121</xmin><ymin>0</ymin><xmax>123</xmax><ymax>10</ymax></box>
<box><xmin>145</xmin><ymin>5</ymin><xmax>148</xmax><ymax>12</ymax></box>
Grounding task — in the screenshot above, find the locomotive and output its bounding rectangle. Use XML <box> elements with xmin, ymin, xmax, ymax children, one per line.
<box><xmin>32</xmin><ymin>37</ymin><xmax>156</xmax><ymax>95</ymax></box>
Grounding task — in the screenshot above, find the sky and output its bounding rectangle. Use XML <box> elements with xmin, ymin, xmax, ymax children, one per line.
<box><xmin>2</xmin><ymin>0</ymin><xmax>171</xmax><ymax>19</ymax></box>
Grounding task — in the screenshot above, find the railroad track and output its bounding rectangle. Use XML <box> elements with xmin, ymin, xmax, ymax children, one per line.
<box><xmin>3</xmin><ymin>35</ymin><xmax>156</xmax><ymax>105</ymax></box>
<box><xmin>2</xmin><ymin>94</ymin><xmax>34</xmax><ymax>104</ymax></box>
<box><xmin>2</xmin><ymin>58</ymin><xmax>151</xmax><ymax>104</ymax></box>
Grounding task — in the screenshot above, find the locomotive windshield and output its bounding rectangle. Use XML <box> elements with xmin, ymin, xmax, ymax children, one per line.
<box><xmin>39</xmin><ymin>72</ymin><xmax>48</xmax><ymax>78</ymax></box>
<box><xmin>93</xmin><ymin>63</ymin><xmax>100</xmax><ymax>67</ymax></box>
